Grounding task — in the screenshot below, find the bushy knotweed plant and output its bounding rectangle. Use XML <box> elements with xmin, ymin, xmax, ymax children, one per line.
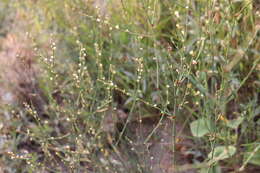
<box><xmin>0</xmin><ymin>0</ymin><xmax>259</xmax><ymax>172</ymax></box>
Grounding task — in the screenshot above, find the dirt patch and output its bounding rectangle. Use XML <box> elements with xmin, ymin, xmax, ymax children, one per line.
<box><xmin>101</xmin><ymin>109</ymin><xmax>198</xmax><ymax>173</ymax></box>
<box><xmin>0</xmin><ymin>32</ymin><xmax>46</xmax><ymax>115</ymax></box>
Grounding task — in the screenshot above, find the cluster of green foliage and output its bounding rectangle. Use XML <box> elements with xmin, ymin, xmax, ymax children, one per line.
<box><xmin>0</xmin><ymin>0</ymin><xmax>260</xmax><ymax>172</ymax></box>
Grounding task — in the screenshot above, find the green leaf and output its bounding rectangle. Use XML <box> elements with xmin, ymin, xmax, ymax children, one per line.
<box><xmin>190</xmin><ymin>118</ymin><xmax>213</xmax><ymax>137</ymax></box>
<box><xmin>186</xmin><ymin>74</ymin><xmax>208</xmax><ymax>95</ymax></box>
<box><xmin>243</xmin><ymin>144</ymin><xmax>260</xmax><ymax>166</ymax></box>
<box><xmin>208</xmin><ymin>146</ymin><xmax>236</xmax><ymax>162</ymax></box>
<box><xmin>200</xmin><ymin>164</ymin><xmax>222</xmax><ymax>173</ymax></box>
<box><xmin>226</xmin><ymin>116</ymin><xmax>244</xmax><ymax>129</ymax></box>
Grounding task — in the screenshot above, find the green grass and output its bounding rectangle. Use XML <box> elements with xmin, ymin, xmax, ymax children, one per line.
<box><xmin>0</xmin><ymin>0</ymin><xmax>260</xmax><ymax>172</ymax></box>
